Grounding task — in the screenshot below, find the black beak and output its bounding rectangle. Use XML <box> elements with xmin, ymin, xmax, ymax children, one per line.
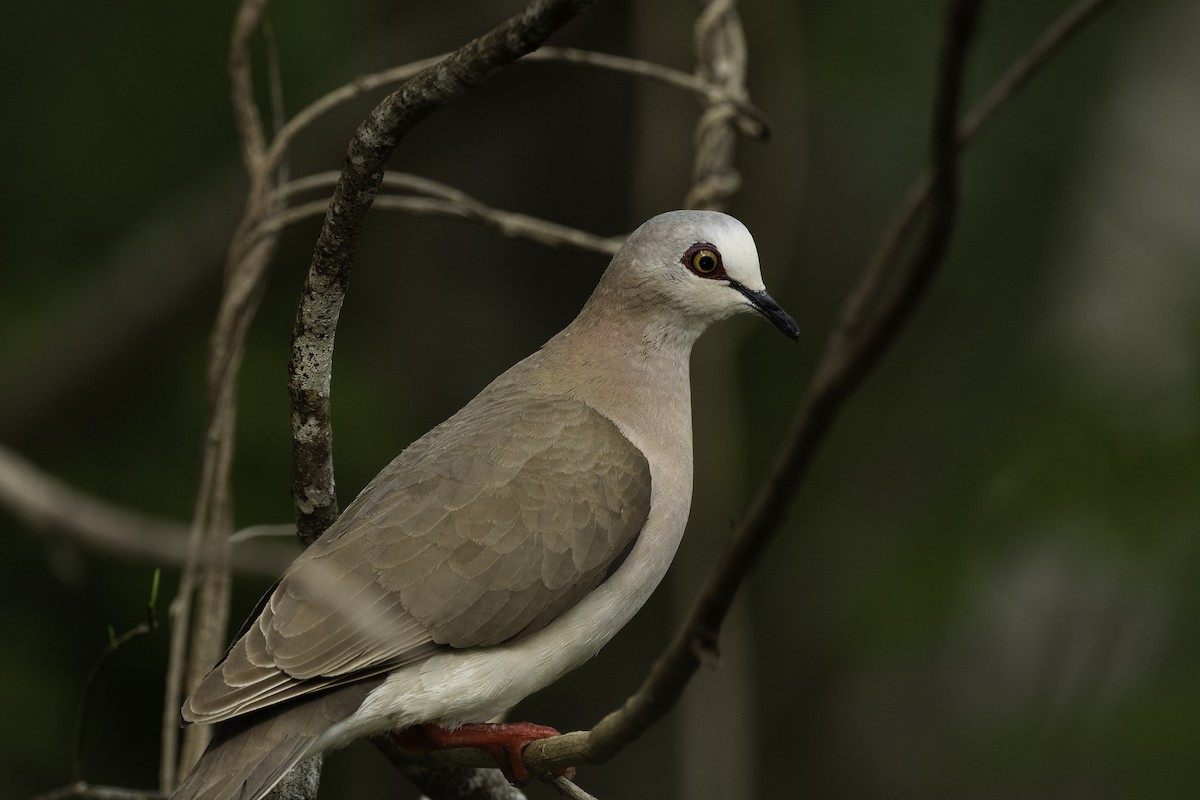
<box><xmin>732</xmin><ymin>282</ymin><xmax>799</xmax><ymax>341</ymax></box>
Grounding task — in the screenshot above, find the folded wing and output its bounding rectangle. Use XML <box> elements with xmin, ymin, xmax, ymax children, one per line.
<box><xmin>184</xmin><ymin>385</ymin><xmax>652</xmax><ymax>724</ymax></box>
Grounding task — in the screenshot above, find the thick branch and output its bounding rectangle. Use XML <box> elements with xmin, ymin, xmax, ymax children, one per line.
<box><xmin>288</xmin><ymin>0</ymin><xmax>598</xmax><ymax>545</ymax></box>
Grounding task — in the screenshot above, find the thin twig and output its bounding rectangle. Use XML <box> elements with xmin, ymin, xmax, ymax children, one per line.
<box><xmin>262</xmin><ymin>171</ymin><xmax>622</xmax><ymax>255</ymax></box>
<box><xmin>263</xmin><ymin>46</ymin><xmax>766</xmax><ymax>176</ymax></box>
<box><xmin>840</xmin><ymin>0</ymin><xmax>1118</xmax><ymax>346</ymax></box>
<box><xmin>374</xmin><ymin>196</ymin><xmax>624</xmax><ymax>254</ymax></box>
<box><xmin>74</xmin><ymin>575</ymin><xmax>160</xmax><ymax>782</ymax></box>
<box><xmin>263</xmin><ymin>56</ymin><xmax>442</xmax><ymax>176</ymax></box>
<box><xmin>959</xmin><ymin>0</ymin><xmax>1115</xmax><ymax>140</ymax></box>
<box><xmin>165</xmin><ymin>0</ymin><xmax>281</xmax><ymax>786</ymax></box>
<box><xmin>546</xmin><ymin>775</ymin><xmax>600</xmax><ymax>800</ymax></box>
<box><xmin>529</xmin><ymin>47</ymin><xmax>768</xmax><ymax>138</ymax></box>
<box><xmin>228</xmin><ymin>0</ymin><xmax>270</xmax><ymax>174</ymax></box>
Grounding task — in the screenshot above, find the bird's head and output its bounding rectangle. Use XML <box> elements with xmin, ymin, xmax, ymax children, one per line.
<box><xmin>602</xmin><ymin>210</ymin><xmax>799</xmax><ymax>342</ymax></box>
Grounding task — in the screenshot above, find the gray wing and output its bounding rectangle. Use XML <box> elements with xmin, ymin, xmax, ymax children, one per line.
<box><xmin>184</xmin><ymin>385</ymin><xmax>652</xmax><ymax>724</ymax></box>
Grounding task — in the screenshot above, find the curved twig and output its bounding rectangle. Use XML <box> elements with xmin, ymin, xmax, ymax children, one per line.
<box><xmin>166</xmin><ymin>0</ymin><xmax>286</xmax><ymax>785</ymax></box>
<box><xmin>264</xmin><ymin>46</ymin><xmax>766</xmax><ymax>176</ymax></box>
<box><xmin>262</xmin><ymin>171</ymin><xmax>622</xmax><ymax>255</ymax></box>
<box><xmin>287</xmin><ymin>0</ymin><xmax>599</xmax><ymax>545</ymax></box>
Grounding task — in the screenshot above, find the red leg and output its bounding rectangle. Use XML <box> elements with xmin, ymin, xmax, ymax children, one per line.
<box><xmin>391</xmin><ymin>721</ymin><xmax>572</xmax><ymax>785</ymax></box>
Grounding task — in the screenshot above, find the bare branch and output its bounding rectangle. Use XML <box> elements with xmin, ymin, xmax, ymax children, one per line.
<box><xmin>529</xmin><ymin>47</ymin><xmax>767</xmax><ymax>138</ymax></box>
<box><xmin>378</xmin><ymin>745</ymin><xmax>527</xmax><ymax>800</ymax></box>
<box><xmin>74</xmin><ymin>577</ymin><xmax>159</xmax><ymax>783</ymax></box>
<box><xmin>264</xmin><ymin>46</ymin><xmax>766</xmax><ymax>177</ymax></box>
<box><xmin>263</xmin><ymin>56</ymin><xmax>442</xmax><ymax>176</ymax></box>
<box><xmin>959</xmin><ymin>0</ymin><xmax>1115</xmax><ymax>141</ymax></box>
<box><xmin>282</xmin><ymin>3</ymin><xmax>598</xmax><ymax>798</ymax></box>
<box><xmin>288</xmin><ymin>0</ymin><xmax>599</xmax><ymax>545</ymax></box>
<box><xmin>374</xmin><ymin>196</ymin><xmax>624</xmax><ymax>255</ymax></box>
<box><xmin>0</xmin><ymin>444</ymin><xmax>287</xmax><ymax>576</ymax></box>
<box><xmin>546</xmin><ymin>775</ymin><xmax>600</xmax><ymax>800</ymax></box>
<box><xmin>263</xmin><ymin>171</ymin><xmax>622</xmax><ymax>255</ymax></box>
<box><xmin>228</xmin><ymin>0</ymin><xmax>271</xmax><ymax>172</ymax></box>
<box><xmin>165</xmin><ymin>0</ymin><xmax>285</xmax><ymax>786</ymax></box>
<box><xmin>838</xmin><ymin>0</ymin><xmax>1118</xmax><ymax>366</ymax></box>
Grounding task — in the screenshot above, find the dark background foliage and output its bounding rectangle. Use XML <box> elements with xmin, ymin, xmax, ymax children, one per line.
<box><xmin>3</xmin><ymin>1</ymin><xmax>1198</xmax><ymax>798</ymax></box>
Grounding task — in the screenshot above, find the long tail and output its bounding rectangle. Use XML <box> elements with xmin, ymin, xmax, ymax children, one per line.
<box><xmin>171</xmin><ymin>680</ymin><xmax>378</xmax><ymax>800</ymax></box>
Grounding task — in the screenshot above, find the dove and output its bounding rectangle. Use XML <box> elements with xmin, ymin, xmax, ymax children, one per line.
<box><xmin>173</xmin><ymin>209</ymin><xmax>798</xmax><ymax>799</ymax></box>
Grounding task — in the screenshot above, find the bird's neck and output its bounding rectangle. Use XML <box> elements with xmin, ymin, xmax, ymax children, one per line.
<box><xmin>548</xmin><ymin>292</ymin><xmax>697</xmax><ymax>390</ymax></box>
<box><xmin>519</xmin><ymin>293</ymin><xmax>695</xmax><ymax>467</ymax></box>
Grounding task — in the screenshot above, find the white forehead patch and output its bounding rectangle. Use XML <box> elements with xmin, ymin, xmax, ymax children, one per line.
<box><xmin>710</xmin><ymin>219</ymin><xmax>764</xmax><ymax>292</ymax></box>
<box><xmin>622</xmin><ymin>210</ymin><xmax>767</xmax><ymax>292</ymax></box>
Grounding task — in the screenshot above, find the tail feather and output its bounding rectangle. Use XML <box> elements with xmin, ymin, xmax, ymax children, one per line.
<box><xmin>172</xmin><ymin>679</ymin><xmax>380</xmax><ymax>800</ymax></box>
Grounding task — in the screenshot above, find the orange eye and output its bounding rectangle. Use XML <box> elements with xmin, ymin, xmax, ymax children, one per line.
<box><xmin>691</xmin><ymin>248</ymin><xmax>719</xmax><ymax>274</ymax></box>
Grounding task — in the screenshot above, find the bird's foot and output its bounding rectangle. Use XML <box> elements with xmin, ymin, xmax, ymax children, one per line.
<box><xmin>391</xmin><ymin>721</ymin><xmax>572</xmax><ymax>785</ymax></box>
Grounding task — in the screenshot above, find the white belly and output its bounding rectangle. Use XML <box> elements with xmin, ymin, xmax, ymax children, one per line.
<box><xmin>308</xmin><ymin>464</ymin><xmax>691</xmax><ymax>755</ymax></box>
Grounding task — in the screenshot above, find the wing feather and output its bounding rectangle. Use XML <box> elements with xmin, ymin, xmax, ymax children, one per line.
<box><xmin>183</xmin><ymin>384</ymin><xmax>651</xmax><ymax>725</ymax></box>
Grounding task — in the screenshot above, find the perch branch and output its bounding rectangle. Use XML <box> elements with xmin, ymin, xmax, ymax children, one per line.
<box><xmin>290</xmin><ymin>0</ymin><xmax>1115</xmax><ymax>786</ymax></box>
<box><xmin>522</xmin><ymin>0</ymin><xmax>1121</xmax><ymax>777</ymax></box>
<box><xmin>533</xmin><ymin>0</ymin><xmax>982</xmax><ymax>770</ymax></box>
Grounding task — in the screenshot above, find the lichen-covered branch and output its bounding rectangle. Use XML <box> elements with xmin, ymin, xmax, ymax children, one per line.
<box><xmin>287</xmin><ymin>0</ymin><xmax>598</xmax><ymax>543</ymax></box>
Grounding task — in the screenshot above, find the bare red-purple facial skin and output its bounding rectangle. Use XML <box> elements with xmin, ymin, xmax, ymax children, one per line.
<box><xmin>682</xmin><ymin>242</ymin><xmax>728</xmax><ymax>281</ymax></box>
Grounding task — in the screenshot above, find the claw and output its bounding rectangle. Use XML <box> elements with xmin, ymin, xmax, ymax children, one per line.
<box><xmin>391</xmin><ymin>721</ymin><xmax>573</xmax><ymax>785</ymax></box>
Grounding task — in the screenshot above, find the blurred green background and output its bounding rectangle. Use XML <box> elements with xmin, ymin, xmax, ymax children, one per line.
<box><xmin>3</xmin><ymin>1</ymin><xmax>1198</xmax><ymax>798</ymax></box>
